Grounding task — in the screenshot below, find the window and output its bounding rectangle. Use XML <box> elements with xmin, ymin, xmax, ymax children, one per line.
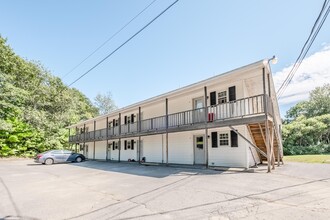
<box><xmin>127</xmin><ymin>140</ymin><xmax>131</xmax><ymax>149</ymax></box>
<box><xmin>218</xmin><ymin>91</ymin><xmax>227</xmax><ymax>104</ymax></box>
<box><xmin>230</xmin><ymin>130</ymin><xmax>238</xmax><ymax>147</ymax></box>
<box><xmin>219</xmin><ymin>133</ymin><xmax>229</xmax><ymax>146</ymax></box>
<box><xmin>210</xmin><ymin>91</ymin><xmax>216</xmax><ymax>106</ymax></box>
<box><xmin>228</xmin><ymin>86</ymin><xmax>236</xmax><ymax>102</ymax></box>
<box><xmin>131</xmin><ymin>140</ymin><xmax>135</xmax><ymax>150</ymax></box>
<box><xmin>211</xmin><ymin>132</ymin><xmax>218</xmax><ymax>148</ymax></box>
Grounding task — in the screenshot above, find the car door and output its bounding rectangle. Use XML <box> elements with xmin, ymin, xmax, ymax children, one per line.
<box><xmin>63</xmin><ymin>150</ymin><xmax>73</xmax><ymax>162</ymax></box>
<box><xmin>51</xmin><ymin>150</ymin><xmax>64</xmax><ymax>163</ymax></box>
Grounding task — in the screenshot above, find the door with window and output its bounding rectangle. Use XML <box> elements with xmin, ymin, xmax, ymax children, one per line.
<box><xmin>193</xmin><ymin>97</ymin><xmax>205</xmax><ymax>123</ymax></box>
<box><xmin>194</xmin><ymin>135</ymin><xmax>205</xmax><ymax>164</ymax></box>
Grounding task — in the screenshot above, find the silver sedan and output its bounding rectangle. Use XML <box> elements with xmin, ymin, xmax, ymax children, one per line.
<box><xmin>34</xmin><ymin>150</ymin><xmax>86</xmax><ymax>165</ymax></box>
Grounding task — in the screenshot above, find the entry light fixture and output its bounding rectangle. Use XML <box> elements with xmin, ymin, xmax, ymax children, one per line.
<box><xmin>268</xmin><ymin>55</ymin><xmax>278</xmax><ymax>64</ymax></box>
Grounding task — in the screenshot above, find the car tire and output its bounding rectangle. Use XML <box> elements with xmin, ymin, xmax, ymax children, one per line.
<box><xmin>45</xmin><ymin>158</ymin><xmax>54</xmax><ymax>165</ymax></box>
<box><xmin>75</xmin><ymin>157</ymin><xmax>83</xmax><ymax>163</ymax></box>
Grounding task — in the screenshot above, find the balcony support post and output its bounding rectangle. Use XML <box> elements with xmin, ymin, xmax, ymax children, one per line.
<box><xmin>263</xmin><ymin>67</ymin><xmax>271</xmax><ymax>173</ymax></box>
<box><xmin>83</xmin><ymin>124</ymin><xmax>86</xmax><ymax>158</ymax></box>
<box><xmin>106</xmin><ymin>117</ymin><xmax>109</xmax><ymax>161</ymax></box>
<box><xmin>118</xmin><ymin>113</ymin><xmax>121</xmax><ymax>163</ymax></box>
<box><xmin>204</xmin><ymin>86</ymin><xmax>209</xmax><ymax>168</ymax></box>
<box><xmin>93</xmin><ymin>120</ymin><xmax>96</xmax><ymax>160</ymax></box>
<box><xmin>138</xmin><ymin>107</ymin><xmax>142</xmax><ymax>164</ymax></box>
<box><xmin>165</xmin><ymin>98</ymin><xmax>169</xmax><ymax>165</ymax></box>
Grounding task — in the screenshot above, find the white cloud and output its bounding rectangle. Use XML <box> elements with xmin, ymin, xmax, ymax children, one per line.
<box><xmin>274</xmin><ymin>45</ymin><xmax>330</xmax><ymax>105</ymax></box>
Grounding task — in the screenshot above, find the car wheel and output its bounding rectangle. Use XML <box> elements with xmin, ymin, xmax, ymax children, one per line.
<box><xmin>45</xmin><ymin>158</ymin><xmax>54</xmax><ymax>165</ymax></box>
<box><xmin>75</xmin><ymin>157</ymin><xmax>82</xmax><ymax>163</ymax></box>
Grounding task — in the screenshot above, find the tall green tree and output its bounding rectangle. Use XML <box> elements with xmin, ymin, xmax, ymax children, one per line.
<box><xmin>283</xmin><ymin>84</ymin><xmax>330</xmax><ymax>155</ymax></box>
<box><xmin>94</xmin><ymin>91</ymin><xmax>117</xmax><ymax>115</ymax></box>
<box><xmin>0</xmin><ymin>36</ymin><xmax>98</xmax><ymax>157</ymax></box>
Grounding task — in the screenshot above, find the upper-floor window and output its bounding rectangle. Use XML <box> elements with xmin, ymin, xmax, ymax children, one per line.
<box><xmin>218</xmin><ymin>91</ymin><xmax>227</xmax><ymax>104</ymax></box>
<box><xmin>219</xmin><ymin>133</ymin><xmax>229</xmax><ymax>146</ymax></box>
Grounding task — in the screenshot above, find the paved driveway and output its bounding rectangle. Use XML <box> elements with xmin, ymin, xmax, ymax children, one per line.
<box><xmin>0</xmin><ymin>159</ymin><xmax>330</xmax><ymax>220</ymax></box>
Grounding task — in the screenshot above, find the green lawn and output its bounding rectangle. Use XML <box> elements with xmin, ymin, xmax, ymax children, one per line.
<box><xmin>284</xmin><ymin>154</ymin><xmax>330</xmax><ymax>164</ymax></box>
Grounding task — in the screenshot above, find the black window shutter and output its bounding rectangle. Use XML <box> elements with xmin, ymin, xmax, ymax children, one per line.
<box><xmin>229</xmin><ymin>86</ymin><xmax>236</xmax><ymax>101</ymax></box>
<box><xmin>230</xmin><ymin>130</ymin><xmax>238</xmax><ymax>147</ymax></box>
<box><xmin>210</xmin><ymin>91</ymin><xmax>216</xmax><ymax>106</ymax></box>
<box><xmin>112</xmin><ymin>141</ymin><xmax>115</xmax><ymax>150</ymax></box>
<box><xmin>124</xmin><ymin>140</ymin><xmax>127</xmax><ymax>150</ymax></box>
<box><xmin>211</xmin><ymin>132</ymin><xmax>218</xmax><ymax>148</ymax></box>
<box><xmin>112</xmin><ymin>119</ymin><xmax>115</xmax><ymax>127</ymax></box>
<box><xmin>124</xmin><ymin>116</ymin><xmax>127</xmax><ymax>124</ymax></box>
<box><xmin>131</xmin><ymin>114</ymin><xmax>134</xmax><ymax>123</ymax></box>
<box><xmin>131</xmin><ymin>140</ymin><xmax>134</xmax><ymax>150</ymax></box>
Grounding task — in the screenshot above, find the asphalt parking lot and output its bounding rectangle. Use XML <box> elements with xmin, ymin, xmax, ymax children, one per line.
<box><xmin>0</xmin><ymin>159</ymin><xmax>330</xmax><ymax>220</ymax></box>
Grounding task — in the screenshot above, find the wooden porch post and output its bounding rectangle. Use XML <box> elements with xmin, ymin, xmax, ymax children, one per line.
<box><xmin>118</xmin><ymin>113</ymin><xmax>121</xmax><ymax>162</ymax></box>
<box><xmin>166</xmin><ymin>98</ymin><xmax>169</xmax><ymax>165</ymax></box>
<box><xmin>263</xmin><ymin>68</ymin><xmax>271</xmax><ymax>173</ymax></box>
<box><xmin>106</xmin><ymin>117</ymin><xmax>109</xmax><ymax>161</ymax></box>
<box><xmin>93</xmin><ymin>120</ymin><xmax>96</xmax><ymax>160</ymax></box>
<box><xmin>204</xmin><ymin>86</ymin><xmax>209</xmax><ymax>168</ymax></box>
<box><xmin>138</xmin><ymin>107</ymin><xmax>141</xmax><ymax>164</ymax></box>
<box><xmin>83</xmin><ymin>123</ymin><xmax>86</xmax><ymax>158</ymax></box>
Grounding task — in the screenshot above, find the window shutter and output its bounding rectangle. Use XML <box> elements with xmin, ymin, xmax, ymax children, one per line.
<box><xmin>112</xmin><ymin>141</ymin><xmax>115</xmax><ymax>150</ymax></box>
<box><xmin>211</xmin><ymin>132</ymin><xmax>218</xmax><ymax>148</ymax></box>
<box><xmin>131</xmin><ymin>114</ymin><xmax>134</xmax><ymax>123</ymax></box>
<box><xmin>229</xmin><ymin>86</ymin><xmax>236</xmax><ymax>101</ymax></box>
<box><xmin>131</xmin><ymin>140</ymin><xmax>134</xmax><ymax>150</ymax></box>
<box><xmin>112</xmin><ymin>119</ymin><xmax>115</xmax><ymax>127</ymax></box>
<box><xmin>230</xmin><ymin>130</ymin><xmax>238</xmax><ymax>147</ymax></box>
<box><xmin>124</xmin><ymin>116</ymin><xmax>127</xmax><ymax>124</ymax></box>
<box><xmin>210</xmin><ymin>91</ymin><xmax>216</xmax><ymax>106</ymax></box>
<box><xmin>124</xmin><ymin>140</ymin><xmax>127</xmax><ymax>150</ymax></box>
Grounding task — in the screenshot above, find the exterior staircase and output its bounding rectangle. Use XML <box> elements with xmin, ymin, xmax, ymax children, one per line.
<box><xmin>247</xmin><ymin>122</ymin><xmax>280</xmax><ymax>162</ymax></box>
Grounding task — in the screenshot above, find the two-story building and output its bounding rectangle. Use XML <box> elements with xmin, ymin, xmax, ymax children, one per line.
<box><xmin>67</xmin><ymin>59</ymin><xmax>283</xmax><ymax>172</ymax></box>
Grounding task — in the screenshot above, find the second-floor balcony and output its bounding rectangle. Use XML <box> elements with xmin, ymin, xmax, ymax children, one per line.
<box><xmin>69</xmin><ymin>94</ymin><xmax>274</xmax><ymax>143</ymax></box>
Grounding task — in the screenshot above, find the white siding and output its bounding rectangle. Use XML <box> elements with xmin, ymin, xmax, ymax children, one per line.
<box><xmin>110</xmin><ymin>141</ymin><xmax>119</xmax><ymax>161</ymax></box>
<box><xmin>141</xmin><ymin>135</ymin><xmax>163</xmax><ymax>163</ymax></box>
<box><xmin>141</xmin><ymin>101</ymin><xmax>165</xmax><ymax>119</ymax></box>
<box><xmin>95</xmin><ymin>119</ymin><xmax>106</xmax><ymax>130</ymax></box>
<box><xmin>95</xmin><ymin>141</ymin><xmax>106</xmax><ymax>160</ymax></box>
<box><xmin>85</xmin><ymin>142</ymin><xmax>94</xmax><ymax>159</ymax></box>
<box><xmin>168</xmin><ymin>132</ymin><xmax>194</xmax><ymax>164</ymax></box>
<box><xmin>208</xmin><ymin>126</ymin><xmax>248</xmax><ymax>168</ymax></box>
<box><xmin>120</xmin><ymin>139</ymin><xmax>138</xmax><ymax>161</ymax></box>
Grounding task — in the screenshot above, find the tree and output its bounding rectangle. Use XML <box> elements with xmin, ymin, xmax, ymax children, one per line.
<box><xmin>94</xmin><ymin>92</ymin><xmax>117</xmax><ymax>115</ymax></box>
<box><xmin>0</xmin><ymin>35</ymin><xmax>98</xmax><ymax>157</ymax></box>
<box><xmin>285</xmin><ymin>84</ymin><xmax>330</xmax><ymax>120</ymax></box>
<box><xmin>282</xmin><ymin>84</ymin><xmax>330</xmax><ymax>155</ymax></box>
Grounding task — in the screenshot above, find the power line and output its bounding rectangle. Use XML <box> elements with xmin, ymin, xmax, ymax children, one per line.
<box><xmin>277</xmin><ymin>0</ymin><xmax>330</xmax><ymax>99</ymax></box>
<box><xmin>277</xmin><ymin>0</ymin><xmax>329</xmax><ymax>98</ymax></box>
<box><xmin>61</xmin><ymin>0</ymin><xmax>158</xmax><ymax>80</ymax></box>
<box><xmin>68</xmin><ymin>0</ymin><xmax>179</xmax><ymax>87</ymax></box>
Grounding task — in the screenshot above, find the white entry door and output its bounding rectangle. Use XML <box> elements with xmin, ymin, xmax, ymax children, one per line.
<box><xmin>193</xmin><ymin>98</ymin><xmax>205</xmax><ymax>123</ymax></box>
<box><xmin>194</xmin><ymin>135</ymin><xmax>205</xmax><ymax>164</ymax></box>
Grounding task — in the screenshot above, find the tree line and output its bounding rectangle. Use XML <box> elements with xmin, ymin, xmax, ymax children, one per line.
<box><xmin>0</xmin><ymin>36</ymin><xmax>111</xmax><ymax>157</ymax></box>
<box><xmin>282</xmin><ymin>84</ymin><xmax>330</xmax><ymax>155</ymax></box>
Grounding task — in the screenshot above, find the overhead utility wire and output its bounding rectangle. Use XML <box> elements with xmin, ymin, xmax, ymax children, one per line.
<box><xmin>67</xmin><ymin>0</ymin><xmax>179</xmax><ymax>87</ymax></box>
<box><xmin>277</xmin><ymin>0</ymin><xmax>330</xmax><ymax>99</ymax></box>
<box><xmin>278</xmin><ymin>3</ymin><xmax>330</xmax><ymax>99</ymax></box>
<box><xmin>61</xmin><ymin>0</ymin><xmax>158</xmax><ymax>79</ymax></box>
<box><xmin>277</xmin><ymin>0</ymin><xmax>329</xmax><ymax>98</ymax></box>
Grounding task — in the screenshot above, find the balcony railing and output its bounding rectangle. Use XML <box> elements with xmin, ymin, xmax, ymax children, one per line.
<box><xmin>69</xmin><ymin>94</ymin><xmax>270</xmax><ymax>143</ymax></box>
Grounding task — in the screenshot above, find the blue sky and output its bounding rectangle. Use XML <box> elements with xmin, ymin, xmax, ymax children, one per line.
<box><xmin>1</xmin><ymin>0</ymin><xmax>329</xmax><ymax>117</ymax></box>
